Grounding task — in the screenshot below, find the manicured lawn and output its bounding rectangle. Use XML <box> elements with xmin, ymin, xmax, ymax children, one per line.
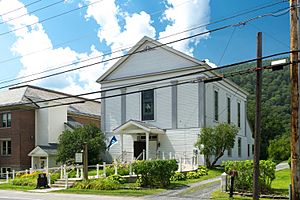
<box><xmin>54</xmin><ymin>188</ymin><xmax>165</xmax><ymax>196</ymax></box>
<box><xmin>210</xmin><ymin>168</ymin><xmax>290</xmax><ymax>199</ymax></box>
<box><xmin>0</xmin><ymin>182</ymin><xmax>35</xmax><ymax>191</ymax></box>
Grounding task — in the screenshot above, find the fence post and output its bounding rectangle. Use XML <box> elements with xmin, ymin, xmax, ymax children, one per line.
<box><xmin>129</xmin><ymin>162</ymin><xmax>132</xmax><ymax>175</ymax></box>
<box><xmin>96</xmin><ymin>164</ymin><xmax>99</xmax><ymax>178</ymax></box>
<box><xmin>114</xmin><ymin>163</ymin><xmax>118</xmax><ymax>175</ymax></box>
<box><xmin>179</xmin><ymin>157</ymin><xmax>183</xmax><ymax>172</ymax></box>
<box><xmin>169</xmin><ymin>152</ymin><xmax>172</xmax><ymax>159</ymax></box>
<box><xmin>60</xmin><ymin>165</ymin><xmax>63</xmax><ymax>179</ymax></box>
<box><xmin>80</xmin><ymin>168</ymin><xmax>83</xmax><ymax>179</ymax></box>
<box><xmin>142</xmin><ymin>149</ymin><xmax>145</xmax><ymax>160</ymax></box>
<box><xmin>48</xmin><ymin>173</ymin><xmax>51</xmax><ymax>187</ymax></box>
<box><xmin>63</xmin><ymin>164</ymin><xmax>66</xmax><ymax>179</ymax></box>
<box><xmin>162</xmin><ymin>152</ymin><xmax>165</xmax><ymax>160</ymax></box>
<box><xmin>29</xmin><ymin>168</ymin><xmax>33</xmax><ymax>174</ymax></box>
<box><xmin>12</xmin><ymin>170</ymin><xmax>15</xmax><ymax>180</ymax></box>
<box><xmin>6</xmin><ymin>171</ymin><xmax>9</xmax><ymax>183</ymax></box>
<box><xmin>76</xmin><ymin>165</ymin><xmax>79</xmax><ymax>178</ymax></box>
<box><xmin>65</xmin><ymin>173</ymin><xmax>68</xmax><ymax>189</ymax></box>
<box><xmin>25</xmin><ymin>169</ymin><xmax>28</xmax><ymax>174</ymax></box>
<box><xmin>103</xmin><ymin>162</ymin><xmax>106</xmax><ymax>177</ymax></box>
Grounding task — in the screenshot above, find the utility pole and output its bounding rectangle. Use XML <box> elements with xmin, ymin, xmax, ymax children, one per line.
<box><xmin>253</xmin><ymin>32</ymin><xmax>262</xmax><ymax>200</ymax></box>
<box><xmin>83</xmin><ymin>142</ymin><xmax>88</xmax><ymax>180</ymax></box>
<box><xmin>290</xmin><ymin>0</ymin><xmax>300</xmax><ymax>199</ymax></box>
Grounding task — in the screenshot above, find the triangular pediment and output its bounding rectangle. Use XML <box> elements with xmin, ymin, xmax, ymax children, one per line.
<box><xmin>113</xmin><ymin>120</ymin><xmax>165</xmax><ymax>134</ymax></box>
<box><xmin>28</xmin><ymin>146</ymin><xmax>48</xmax><ymax>157</ymax></box>
<box><xmin>97</xmin><ymin>36</ymin><xmax>207</xmax><ymax>83</ymax></box>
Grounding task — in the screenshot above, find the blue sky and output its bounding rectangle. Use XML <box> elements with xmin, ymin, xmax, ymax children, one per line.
<box><xmin>0</xmin><ymin>0</ymin><xmax>290</xmax><ymax>95</ymax></box>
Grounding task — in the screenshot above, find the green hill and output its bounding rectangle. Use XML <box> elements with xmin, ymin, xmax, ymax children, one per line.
<box><xmin>221</xmin><ymin>59</ymin><xmax>291</xmax><ymax>159</ymax></box>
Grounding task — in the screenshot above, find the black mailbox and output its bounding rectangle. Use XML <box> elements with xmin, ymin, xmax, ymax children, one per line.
<box><xmin>36</xmin><ymin>173</ymin><xmax>50</xmax><ymax>189</ymax></box>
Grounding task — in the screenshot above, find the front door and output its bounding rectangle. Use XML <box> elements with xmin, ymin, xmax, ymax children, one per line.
<box><xmin>134</xmin><ymin>141</ymin><xmax>146</xmax><ymax>160</ymax></box>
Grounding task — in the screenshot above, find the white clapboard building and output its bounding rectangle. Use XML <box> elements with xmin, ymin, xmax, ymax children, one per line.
<box><xmin>97</xmin><ymin>36</ymin><xmax>254</xmax><ymax>166</ymax></box>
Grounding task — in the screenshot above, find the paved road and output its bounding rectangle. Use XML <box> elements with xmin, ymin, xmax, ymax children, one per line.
<box><xmin>0</xmin><ymin>190</ymin><xmax>140</xmax><ymax>200</ymax></box>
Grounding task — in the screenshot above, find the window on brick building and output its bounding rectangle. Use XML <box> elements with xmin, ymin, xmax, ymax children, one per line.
<box><xmin>0</xmin><ymin>167</ymin><xmax>11</xmax><ymax>178</ymax></box>
<box><xmin>1</xmin><ymin>112</ymin><xmax>11</xmax><ymax>128</ymax></box>
<box><xmin>1</xmin><ymin>140</ymin><xmax>11</xmax><ymax>156</ymax></box>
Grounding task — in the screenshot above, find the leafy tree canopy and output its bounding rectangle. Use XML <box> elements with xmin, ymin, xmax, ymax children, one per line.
<box><xmin>57</xmin><ymin>124</ymin><xmax>106</xmax><ymax>165</ymax></box>
<box><xmin>268</xmin><ymin>133</ymin><xmax>290</xmax><ymax>163</ymax></box>
<box><xmin>195</xmin><ymin>123</ymin><xmax>239</xmax><ymax>168</ymax></box>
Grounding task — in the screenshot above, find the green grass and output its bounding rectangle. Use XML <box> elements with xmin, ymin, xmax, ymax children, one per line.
<box><xmin>171</xmin><ymin>168</ymin><xmax>222</xmax><ymax>186</ymax></box>
<box><xmin>271</xmin><ymin>168</ymin><xmax>290</xmax><ymax>195</ymax></box>
<box><xmin>54</xmin><ymin>188</ymin><xmax>165</xmax><ymax>196</ymax></box>
<box><xmin>0</xmin><ymin>182</ymin><xmax>35</xmax><ymax>191</ymax></box>
<box><xmin>210</xmin><ymin>168</ymin><xmax>290</xmax><ymax>199</ymax></box>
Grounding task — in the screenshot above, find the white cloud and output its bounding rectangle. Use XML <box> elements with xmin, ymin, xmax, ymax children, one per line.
<box><xmin>159</xmin><ymin>0</ymin><xmax>210</xmax><ymax>56</ymax></box>
<box><xmin>0</xmin><ymin>0</ymin><xmax>107</xmax><ymax>96</ymax></box>
<box><xmin>204</xmin><ymin>59</ymin><xmax>218</xmax><ymax>68</ymax></box>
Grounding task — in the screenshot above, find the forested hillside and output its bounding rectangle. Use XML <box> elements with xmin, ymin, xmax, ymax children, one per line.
<box><xmin>221</xmin><ymin>59</ymin><xmax>290</xmax><ymax>159</ymax></box>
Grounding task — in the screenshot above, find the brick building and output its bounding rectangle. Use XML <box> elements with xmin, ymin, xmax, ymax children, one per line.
<box><xmin>0</xmin><ymin>85</ymin><xmax>100</xmax><ymax>176</ymax></box>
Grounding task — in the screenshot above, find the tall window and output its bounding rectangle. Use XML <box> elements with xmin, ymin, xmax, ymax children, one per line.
<box><xmin>214</xmin><ymin>90</ymin><xmax>219</xmax><ymax>121</ymax></box>
<box><xmin>248</xmin><ymin>144</ymin><xmax>250</xmax><ymax>157</ymax></box>
<box><xmin>142</xmin><ymin>90</ymin><xmax>154</xmax><ymax>121</ymax></box>
<box><xmin>227</xmin><ymin>148</ymin><xmax>232</xmax><ymax>157</ymax></box>
<box><xmin>238</xmin><ymin>137</ymin><xmax>242</xmax><ymax>157</ymax></box>
<box><xmin>1</xmin><ymin>113</ymin><xmax>11</xmax><ymax>128</ymax></box>
<box><xmin>237</xmin><ymin>102</ymin><xmax>241</xmax><ymax>127</ymax></box>
<box><xmin>1</xmin><ymin>140</ymin><xmax>11</xmax><ymax>156</ymax></box>
<box><xmin>227</xmin><ymin>97</ymin><xmax>231</xmax><ymax>124</ymax></box>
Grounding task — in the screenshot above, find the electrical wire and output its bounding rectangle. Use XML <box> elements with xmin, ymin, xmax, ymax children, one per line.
<box><xmin>0</xmin><ymin>0</ymin><xmax>289</xmax><ymax>83</ymax></box>
<box><xmin>8</xmin><ymin>49</ymin><xmax>299</xmax><ymax>109</ymax></box>
<box><xmin>0</xmin><ymin>0</ymin><xmax>42</xmax><ymax>17</ymax></box>
<box><xmin>0</xmin><ymin>0</ymin><xmax>65</xmax><ymax>25</ymax></box>
<box><xmin>0</xmin><ymin>7</ymin><xmax>292</xmax><ymax>90</ymax></box>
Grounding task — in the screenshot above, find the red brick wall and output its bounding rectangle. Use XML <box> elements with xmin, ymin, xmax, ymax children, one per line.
<box><xmin>0</xmin><ymin>109</ymin><xmax>35</xmax><ymax>171</ymax></box>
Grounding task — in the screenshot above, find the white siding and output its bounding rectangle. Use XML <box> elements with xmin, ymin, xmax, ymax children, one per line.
<box><xmin>48</xmin><ymin>106</ymin><xmax>67</xmax><ymax>144</ymax></box>
<box><xmin>107</xmin><ymin>44</ymin><xmax>197</xmax><ymax>81</ymax></box>
<box><xmin>105</xmin><ymin>90</ymin><xmax>121</xmax><ymax>132</ymax></box>
<box><xmin>177</xmin><ymin>83</ymin><xmax>198</xmax><ymax>128</ymax></box>
<box><xmin>155</xmin><ymin>87</ymin><xmax>172</xmax><ymax>129</ymax></box>
<box><xmin>126</xmin><ymin>93</ymin><xmax>140</xmax><ymax>121</ymax></box>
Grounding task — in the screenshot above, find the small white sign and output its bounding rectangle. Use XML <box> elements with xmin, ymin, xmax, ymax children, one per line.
<box><xmin>75</xmin><ymin>153</ymin><xmax>83</xmax><ymax>163</ymax></box>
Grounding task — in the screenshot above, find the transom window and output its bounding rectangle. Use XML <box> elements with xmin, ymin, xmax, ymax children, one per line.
<box><xmin>1</xmin><ymin>112</ymin><xmax>11</xmax><ymax>128</ymax></box>
<box><xmin>142</xmin><ymin>90</ymin><xmax>154</xmax><ymax>121</ymax></box>
<box><xmin>1</xmin><ymin>140</ymin><xmax>11</xmax><ymax>156</ymax></box>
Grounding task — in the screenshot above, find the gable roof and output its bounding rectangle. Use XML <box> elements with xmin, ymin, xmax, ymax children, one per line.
<box><xmin>97</xmin><ymin>36</ymin><xmax>207</xmax><ymax>83</ymax></box>
<box><xmin>113</xmin><ymin>119</ymin><xmax>165</xmax><ymax>134</ymax></box>
<box><xmin>28</xmin><ymin>144</ymin><xmax>58</xmax><ymax>156</ymax></box>
<box><xmin>0</xmin><ymin>85</ymin><xmax>100</xmax><ymax>117</ymax></box>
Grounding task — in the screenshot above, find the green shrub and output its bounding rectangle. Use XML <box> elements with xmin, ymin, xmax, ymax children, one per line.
<box><xmin>74</xmin><ymin>178</ymin><xmax>120</xmax><ymax>190</ymax></box>
<box><xmin>171</xmin><ymin>172</ymin><xmax>186</xmax><ymax>181</ymax></box>
<box><xmin>107</xmin><ymin>174</ymin><xmax>125</xmax><ymax>184</ymax></box>
<box><xmin>132</xmin><ymin>159</ymin><xmax>178</xmax><ymax>188</ymax></box>
<box><xmin>222</xmin><ymin>160</ymin><xmax>276</xmax><ymax>193</ymax></box>
<box><xmin>186</xmin><ymin>171</ymin><xmax>199</xmax><ymax>179</ymax></box>
<box><xmin>268</xmin><ymin>134</ymin><xmax>290</xmax><ymax>163</ymax></box>
<box><xmin>12</xmin><ymin>177</ymin><xmax>36</xmax><ymax>187</ymax></box>
<box><xmin>106</xmin><ymin>163</ymin><xmax>130</xmax><ymax>176</ymax></box>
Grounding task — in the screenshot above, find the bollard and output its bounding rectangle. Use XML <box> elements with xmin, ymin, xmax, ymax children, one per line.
<box><xmin>103</xmin><ymin>162</ymin><xmax>106</xmax><ymax>177</ymax></box>
<box><xmin>12</xmin><ymin>170</ymin><xmax>15</xmax><ymax>180</ymax></box>
<box><xmin>96</xmin><ymin>164</ymin><xmax>99</xmax><ymax>178</ymax></box>
<box><xmin>228</xmin><ymin>170</ymin><xmax>238</xmax><ymax>198</ymax></box>
<box><xmin>221</xmin><ymin>172</ymin><xmax>228</xmax><ymax>192</ymax></box>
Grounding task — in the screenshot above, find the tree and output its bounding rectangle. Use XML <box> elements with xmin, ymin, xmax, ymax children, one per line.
<box><xmin>268</xmin><ymin>133</ymin><xmax>290</xmax><ymax>163</ymax></box>
<box><xmin>195</xmin><ymin>123</ymin><xmax>239</xmax><ymax>168</ymax></box>
<box><xmin>57</xmin><ymin>124</ymin><xmax>106</xmax><ymax>165</ymax></box>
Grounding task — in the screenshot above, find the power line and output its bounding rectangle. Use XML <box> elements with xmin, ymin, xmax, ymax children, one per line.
<box><xmin>0</xmin><ymin>0</ymin><xmax>42</xmax><ymax>17</ymax></box>
<box><xmin>0</xmin><ymin>0</ymin><xmax>104</xmax><ymax>37</ymax></box>
<box><xmin>0</xmin><ymin>7</ymin><xmax>292</xmax><ymax>90</ymax></box>
<box><xmin>217</xmin><ymin>27</ymin><xmax>237</xmax><ymax>65</ymax></box>
<box><xmin>0</xmin><ymin>0</ymin><xmax>288</xmax><ymax>83</ymax></box>
<box><xmin>0</xmin><ymin>0</ymin><xmax>65</xmax><ymax>25</ymax></box>
<box><xmin>8</xmin><ymin>50</ymin><xmax>298</xmax><ymax>109</ymax></box>
<box><xmin>39</xmin><ymin>59</ymin><xmax>299</xmax><ymax>110</ymax></box>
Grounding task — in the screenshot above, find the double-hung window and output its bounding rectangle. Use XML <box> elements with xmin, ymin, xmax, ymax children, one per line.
<box><xmin>1</xmin><ymin>140</ymin><xmax>11</xmax><ymax>156</ymax></box>
<box><xmin>238</xmin><ymin>137</ymin><xmax>242</xmax><ymax>157</ymax></box>
<box><xmin>142</xmin><ymin>90</ymin><xmax>154</xmax><ymax>121</ymax></box>
<box><xmin>2</xmin><ymin>113</ymin><xmax>11</xmax><ymax>128</ymax></box>
<box><xmin>227</xmin><ymin>97</ymin><xmax>231</xmax><ymax>124</ymax></box>
<box><xmin>214</xmin><ymin>90</ymin><xmax>219</xmax><ymax>121</ymax></box>
<box><xmin>237</xmin><ymin>102</ymin><xmax>241</xmax><ymax>128</ymax></box>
